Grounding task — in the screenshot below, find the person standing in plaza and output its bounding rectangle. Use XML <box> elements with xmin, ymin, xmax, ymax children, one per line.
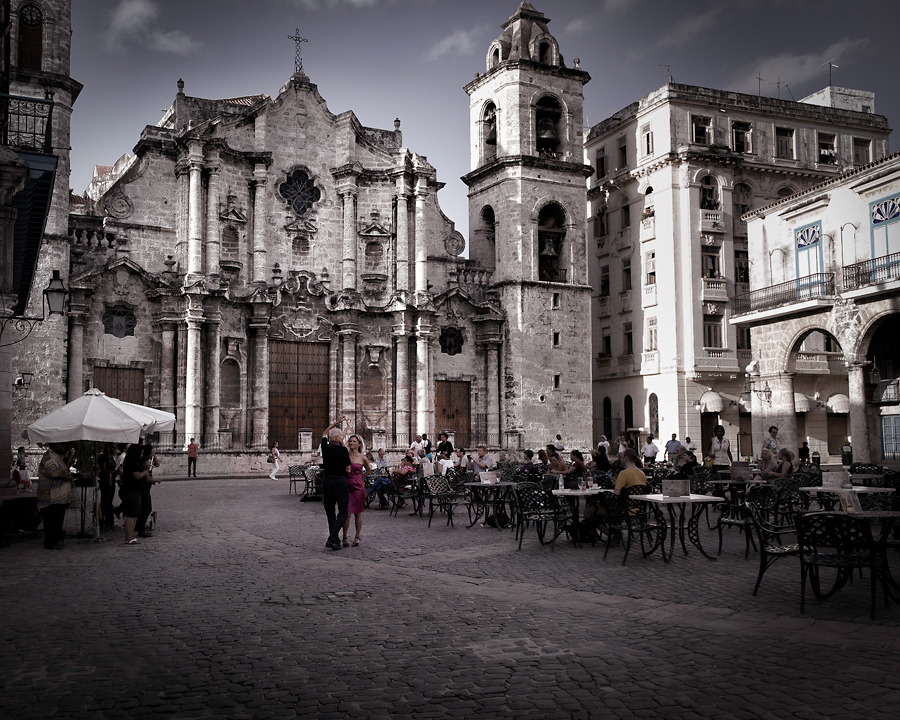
<box><xmin>36</xmin><ymin>442</ymin><xmax>74</xmax><ymax>550</ymax></box>
<box><xmin>436</xmin><ymin>432</ymin><xmax>453</xmax><ymax>457</ymax></box>
<box><xmin>341</xmin><ymin>434</ymin><xmax>370</xmax><ymax>547</ymax></box>
<box><xmin>763</xmin><ymin>426</ymin><xmax>780</xmax><ymax>454</ymax></box>
<box><xmin>684</xmin><ymin>437</ymin><xmax>697</xmax><ymax>453</ymax></box>
<box><xmin>708</xmin><ymin>425</ymin><xmax>733</xmax><ymax>470</ymax></box>
<box><xmin>664</xmin><ymin>434</ymin><xmax>682</xmax><ymax>465</ymax></box>
<box><xmin>135</xmin><ymin>444</ymin><xmax>160</xmax><ymax>539</ymax></box>
<box><xmin>321</xmin><ymin>417</ymin><xmax>351</xmax><ymax>551</ymax></box>
<box><xmin>268</xmin><ymin>441</ymin><xmax>281</xmax><ymax>480</ymax></box>
<box><xmin>410</xmin><ymin>434</ymin><xmax>426</xmax><ymax>461</ymax></box>
<box><xmin>641</xmin><ymin>436</ymin><xmax>659</xmax><ymax>466</ymax></box>
<box><xmin>119</xmin><ymin>444</ymin><xmax>149</xmax><ymax>545</ymax></box>
<box><xmin>187</xmin><ymin>438</ymin><xmax>199</xmax><ymax>477</ymax></box>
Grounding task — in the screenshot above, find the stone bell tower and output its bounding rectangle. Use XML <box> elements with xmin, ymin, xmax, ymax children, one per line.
<box><xmin>462</xmin><ymin>2</ymin><xmax>594</xmax><ymax>449</ymax></box>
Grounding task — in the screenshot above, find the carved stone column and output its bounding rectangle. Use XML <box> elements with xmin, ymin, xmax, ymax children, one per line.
<box><xmin>393</xmin><ymin>316</ymin><xmax>410</xmax><ymax>445</ymax></box>
<box><xmin>252</xmin><ymin>164</ymin><xmax>268</xmax><ymax>284</ymax></box>
<box><xmin>187</xmin><ymin>144</ymin><xmax>204</xmax><ymax>275</ymax></box>
<box><xmin>340</xmin><ymin>326</ymin><xmax>358</xmax><ymax>429</ymax></box>
<box><xmin>485</xmin><ymin>342</ymin><xmax>501</xmax><ymax>446</ymax></box>
<box><xmin>341</xmin><ymin>189</ymin><xmax>358</xmax><ymax>289</ymax></box>
<box><xmin>204</xmin><ymin>307</ymin><xmax>222</xmax><ymax>442</ymax></box>
<box><xmin>67</xmin><ymin>310</ymin><xmax>86</xmax><ymax>401</ymax></box>
<box><xmin>248</xmin><ymin>308</ymin><xmax>270</xmax><ymax>448</ymax></box>
<box><xmin>205</xmin><ymin>157</ymin><xmax>220</xmax><ymax>275</ymax></box>
<box><xmin>414</xmin><ymin>181</ymin><xmax>428</xmax><ymax>295</ymax></box>
<box><xmin>183</xmin><ymin>301</ymin><xmax>204</xmax><ymax>442</ymax></box>
<box><xmin>847</xmin><ymin>362</ymin><xmax>871</xmax><ymax>463</ymax></box>
<box><xmin>415</xmin><ymin>323</ymin><xmax>431</xmax><ymax>435</ymax></box>
<box><xmin>159</xmin><ymin>320</ymin><xmax>177</xmax><ymax>416</ymax></box>
<box><xmin>394</xmin><ymin>188</ymin><xmax>410</xmax><ymax>292</ymax></box>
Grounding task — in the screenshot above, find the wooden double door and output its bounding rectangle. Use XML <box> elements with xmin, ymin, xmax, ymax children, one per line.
<box><xmin>435</xmin><ymin>380</ymin><xmax>471</xmax><ymax>448</ymax></box>
<box><xmin>269</xmin><ymin>341</ymin><xmax>329</xmax><ymax>450</ymax></box>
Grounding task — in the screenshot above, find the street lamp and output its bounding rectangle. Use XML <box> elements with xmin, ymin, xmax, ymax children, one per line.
<box><xmin>44</xmin><ymin>270</ymin><xmax>68</xmax><ymax>315</ymax></box>
<box><xmin>0</xmin><ymin>270</ymin><xmax>69</xmax><ymax>348</ymax></box>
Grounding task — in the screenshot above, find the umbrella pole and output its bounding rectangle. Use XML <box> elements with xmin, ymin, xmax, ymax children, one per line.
<box><xmin>93</xmin><ymin>442</ymin><xmax>101</xmax><ymax>541</ymax></box>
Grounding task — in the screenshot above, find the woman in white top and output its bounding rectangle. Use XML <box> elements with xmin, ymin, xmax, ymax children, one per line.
<box><xmin>598</xmin><ymin>435</ymin><xmax>611</xmax><ymax>453</ymax></box>
<box><xmin>268</xmin><ymin>441</ymin><xmax>281</xmax><ymax>480</ymax></box>
<box><xmin>708</xmin><ymin>425</ymin><xmax>733</xmax><ymax>470</ymax></box>
<box><xmin>762</xmin><ymin>426</ymin><xmax>780</xmax><ymax>454</ymax></box>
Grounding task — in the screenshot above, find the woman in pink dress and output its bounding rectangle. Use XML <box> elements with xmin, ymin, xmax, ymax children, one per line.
<box><xmin>342</xmin><ymin>434</ymin><xmax>371</xmax><ymax>547</ymax></box>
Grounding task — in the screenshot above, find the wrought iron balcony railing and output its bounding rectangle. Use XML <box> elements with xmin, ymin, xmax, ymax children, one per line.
<box><xmin>1</xmin><ymin>94</ymin><xmax>54</xmax><ymax>153</ymax></box>
<box><xmin>731</xmin><ymin>273</ymin><xmax>835</xmax><ymax>316</ymax></box>
<box><xmin>843</xmin><ymin>252</ymin><xmax>900</xmax><ymax>291</ymax></box>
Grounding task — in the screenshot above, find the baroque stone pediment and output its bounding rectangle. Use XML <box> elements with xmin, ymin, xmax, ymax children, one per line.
<box><xmin>284</xmin><ymin>217</ymin><xmax>318</xmax><ymax>234</ymax></box>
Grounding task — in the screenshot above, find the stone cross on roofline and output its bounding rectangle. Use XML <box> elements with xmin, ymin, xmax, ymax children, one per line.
<box><xmin>288</xmin><ymin>29</ymin><xmax>308</xmax><ymax>74</ymax></box>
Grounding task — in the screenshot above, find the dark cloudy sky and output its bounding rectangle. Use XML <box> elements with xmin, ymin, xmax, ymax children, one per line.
<box><xmin>70</xmin><ymin>0</ymin><xmax>898</xmax><ymax>242</ymax></box>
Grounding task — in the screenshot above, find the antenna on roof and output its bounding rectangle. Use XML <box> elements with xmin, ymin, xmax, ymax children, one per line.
<box><xmin>755</xmin><ymin>71</ymin><xmax>765</xmax><ymax>97</ymax></box>
<box><xmin>821</xmin><ymin>59</ymin><xmax>839</xmax><ymax>87</ymax></box>
<box><xmin>660</xmin><ymin>64</ymin><xmax>672</xmax><ymax>83</ymax></box>
<box><xmin>769</xmin><ymin>77</ymin><xmax>791</xmax><ymax>99</ymax></box>
<box><xmin>784</xmin><ymin>83</ymin><xmax>796</xmax><ymax>101</ymax></box>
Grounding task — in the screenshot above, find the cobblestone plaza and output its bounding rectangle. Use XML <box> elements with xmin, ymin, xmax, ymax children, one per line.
<box><xmin>2</xmin><ymin>476</ymin><xmax>900</xmax><ymax>719</ymax></box>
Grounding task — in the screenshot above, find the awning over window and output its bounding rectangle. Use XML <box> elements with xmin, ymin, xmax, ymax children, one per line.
<box><xmin>794</xmin><ymin>393</ymin><xmax>815</xmax><ymax>413</ymax></box>
<box><xmin>699</xmin><ymin>391</ymin><xmax>725</xmax><ymax>413</ymax></box>
<box><xmin>826</xmin><ymin>393</ymin><xmax>850</xmax><ymax>414</ymax></box>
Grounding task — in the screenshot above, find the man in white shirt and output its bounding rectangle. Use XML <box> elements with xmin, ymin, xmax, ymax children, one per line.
<box><xmin>684</xmin><ymin>437</ymin><xmax>697</xmax><ymax>452</ymax></box>
<box><xmin>640</xmin><ymin>436</ymin><xmax>659</xmax><ymax>466</ymax></box>
<box><xmin>410</xmin><ymin>434</ymin><xmax>426</xmax><ymax>460</ymax></box>
<box><xmin>374</xmin><ymin>448</ymin><xmax>389</xmax><ymax>469</ymax></box>
<box><xmin>471</xmin><ymin>446</ymin><xmax>495</xmax><ymax>471</ymax></box>
<box><xmin>455</xmin><ymin>447</ymin><xmax>470</xmax><ymax>470</ymax></box>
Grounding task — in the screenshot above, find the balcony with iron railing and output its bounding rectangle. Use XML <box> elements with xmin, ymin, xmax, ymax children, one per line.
<box><xmin>1</xmin><ymin>94</ymin><xmax>54</xmax><ymax>153</ymax></box>
<box><xmin>617</xmin><ymin>289</ymin><xmax>632</xmax><ymax>313</ymax></box>
<box><xmin>731</xmin><ymin>273</ymin><xmax>835</xmax><ymax>317</ymax></box>
<box><xmin>870</xmin><ymin>379</ymin><xmax>900</xmax><ymax>404</ymax></box>
<box><xmin>843</xmin><ymin>252</ymin><xmax>900</xmax><ymax>292</ymax></box>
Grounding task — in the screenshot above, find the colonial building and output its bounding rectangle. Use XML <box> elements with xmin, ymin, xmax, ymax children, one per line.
<box><xmin>585</xmin><ymin>83</ymin><xmax>891</xmax><ymax>458</ymax></box>
<box><xmin>13</xmin><ymin>1</ymin><xmax>593</xmax><ymax>463</ymax></box>
<box><xmin>736</xmin><ymin>150</ymin><xmax>900</xmax><ymax>464</ymax></box>
<box><xmin>2</xmin><ymin>0</ymin><xmax>81</xmax><ymax>477</ymax></box>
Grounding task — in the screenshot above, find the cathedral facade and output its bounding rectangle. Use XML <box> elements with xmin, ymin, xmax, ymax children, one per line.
<box><xmin>18</xmin><ymin>2</ymin><xmax>593</xmax><ymax>459</ymax></box>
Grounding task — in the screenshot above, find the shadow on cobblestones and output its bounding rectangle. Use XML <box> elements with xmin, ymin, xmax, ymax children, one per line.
<box><xmin>2</xmin><ymin>477</ymin><xmax>900</xmax><ymax>719</ymax></box>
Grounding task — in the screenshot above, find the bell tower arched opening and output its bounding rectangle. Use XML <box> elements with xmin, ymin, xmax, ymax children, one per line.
<box><xmin>535</xmin><ymin>96</ymin><xmax>562</xmax><ymax>159</ymax></box>
<box><xmin>537</xmin><ymin>203</ymin><xmax>567</xmax><ymax>283</ymax></box>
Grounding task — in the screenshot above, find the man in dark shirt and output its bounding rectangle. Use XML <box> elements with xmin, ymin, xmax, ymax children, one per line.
<box><xmin>436</xmin><ymin>432</ymin><xmax>453</xmax><ymax>457</ymax></box>
<box><xmin>321</xmin><ymin>416</ymin><xmax>351</xmax><ymax>550</ymax></box>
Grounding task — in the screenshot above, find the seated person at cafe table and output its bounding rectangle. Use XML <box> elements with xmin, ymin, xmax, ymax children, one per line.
<box><xmin>520</xmin><ymin>449</ymin><xmax>535</xmax><ymax>473</ymax></box>
<box><xmin>588</xmin><ymin>447</ymin><xmax>611</xmax><ymax>473</ymax></box>
<box><xmin>674</xmin><ymin>447</ymin><xmax>700</xmax><ymax>475</ymax></box>
<box><xmin>471</xmin><ymin>446</ymin><xmax>495</xmax><ymax>471</ymax></box>
<box><xmin>547</xmin><ymin>448</ymin><xmax>567</xmax><ymax>474</ymax></box>
<box><xmin>751</xmin><ymin>447</ymin><xmax>788</xmax><ymax>482</ymax></box>
<box><xmin>557</xmin><ymin>449</ymin><xmax>588</xmax><ymax>486</ymax></box>
<box><xmin>586</xmin><ymin>448</ymin><xmax>648</xmax><ymax>535</ymax></box>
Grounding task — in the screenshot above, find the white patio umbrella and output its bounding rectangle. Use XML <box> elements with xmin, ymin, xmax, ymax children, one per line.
<box><xmin>22</xmin><ymin>389</ymin><xmax>177</xmax><ymax>539</ymax></box>
<box><xmin>22</xmin><ymin>389</ymin><xmax>158</xmax><ymax>444</ymax></box>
